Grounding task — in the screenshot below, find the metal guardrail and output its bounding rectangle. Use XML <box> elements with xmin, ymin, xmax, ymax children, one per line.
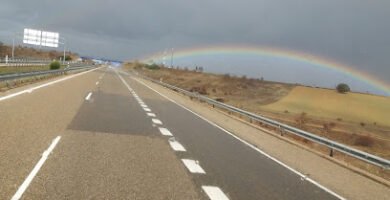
<box><xmin>0</xmin><ymin>65</ymin><xmax>96</xmax><ymax>81</ymax></box>
<box><xmin>0</xmin><ymin>58</ymin><xmax>52</xmax><ymax>63</ymax></box>
<box><xmin>138</xmin><ymin>73</ymin><xmax>390</xmax><ymax>170</ymax></box>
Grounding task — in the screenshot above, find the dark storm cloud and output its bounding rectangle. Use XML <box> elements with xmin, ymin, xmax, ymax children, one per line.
<box><xmin>0</xmin><ymin>0</ymin><xmax>389</xmax><ymax>82</ymax></box>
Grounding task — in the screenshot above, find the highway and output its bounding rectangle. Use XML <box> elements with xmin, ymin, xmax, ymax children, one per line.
<box><xmin>0</xmin><ymin>66</ymin><xmax>343</xmax><ymax>199</ymax></box>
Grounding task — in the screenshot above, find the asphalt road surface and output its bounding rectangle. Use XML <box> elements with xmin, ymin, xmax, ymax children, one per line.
<box><xmin>0</xmin><ymin>66</ymin><xmax>343</xmax><ymax>200</ymax></box>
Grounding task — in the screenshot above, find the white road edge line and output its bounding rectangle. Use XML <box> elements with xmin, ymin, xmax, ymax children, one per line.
<box><xmin>152</xmin><ymin>118</ymin><xmax>162</xmax><ymax>125</ymax></box>
<box><xmin>11</xmin><ymin>136</ymin><xmax>61</xmax><ymax>200</ymax></box>
<box><xmin>202</xmin><ymin>186</ymin><xmax>230</xmax><ymax>200</ymax></box>
<box><xmin>181</xmin><ymin>159</ymin><xmax>206</xmax><ymax>174</ymax></box>
<box><xmin>0</xmin><ymin>67</ymin><xmax>101</xmax><ymax>102</ymax></box>
<box><xmin>130</xmin><ymin>73</ymin><xmax>346</xmax><ymax>200</ymax></box>
<box><xmin>85</xmin><ymin>92</ymin><xmax>92</xmax><ymax>100</ymax></box>
<box><xmin>168</xmin><ymin>138</ymin><xmax>186</xmax><ymax>151</ymax></box>
<box><xmin>114</xmin><ymin>68</ymin><xmax>137</xmax><ymax>98</ymax></box>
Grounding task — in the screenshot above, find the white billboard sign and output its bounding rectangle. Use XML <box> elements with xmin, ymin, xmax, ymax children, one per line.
<box><xmin>41</xmin><ymin>31</ymin><xmax>59</xmax><ymax>47</ymax></box>
<box><xmin>23</xmin><ymin>28</ymin><xmax>41</xmax><ymax>45</ymax></box>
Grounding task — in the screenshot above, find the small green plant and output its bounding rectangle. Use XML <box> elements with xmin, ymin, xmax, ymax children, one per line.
<box><xmin>50</xmin><ymin>61</ymin><xmax>61</xmax><ymax>70</ymax></box>
<box><xmin>336</xmin><ymin>83</ymin><xmax>350</xmax><ymax>93</ymax></box>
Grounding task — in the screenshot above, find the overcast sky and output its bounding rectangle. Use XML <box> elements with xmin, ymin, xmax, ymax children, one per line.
<box><xmin>0</xmin><ymin>0</ymin><xmax>389</xmax><ymax>95</ymax></box>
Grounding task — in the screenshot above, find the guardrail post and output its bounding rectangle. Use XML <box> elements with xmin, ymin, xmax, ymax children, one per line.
<box><xmin>330</xmin><ymin>149</ymin><xmax>334</xmax><ymax>157</ymax></box>
<box><xmin>279</xmin><ymin>125</ymin><xmax>284</xmax><ymax>136</ymax></box>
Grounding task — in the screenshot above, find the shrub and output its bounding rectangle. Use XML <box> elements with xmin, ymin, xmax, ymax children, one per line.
<box><xmin>354</xmin><ymin>135</ymin><xmax>375</xmax><ymax>147</ymax></box>
<box><xmin>360</xmin><ymin>122</ymin><xmax>365</xmax><ymax>127</ymax></box>
<box><xmin>58</xmin><ymin>55</ymin><xmax>72</xmax><ymax>61</ymax></box>
<box><xmin>215</xmin><ymin>98</ymin><xmax>224</xmax><ymax>102</ymax></box>
<box><xmin>223</xmin><ymin>73</ymin><xmax>231</xmax><ymax>80</ymax></box>
<box><xmin>50</xmin><ymin>61</ymin><xmax>61</xmax><ymax>70</ymax></box>
<box><xmin>133</xmin><ymin>61</ymin><xmax>145</xmax><ymax>69</ymax></box>
<box><xmin>295</xmin><ymin>112</ymin><xmax>308</xmax><ymax>128</ymax></box>
<box><xmin>190</xmin><ymin>86</ymin><xmax>208</xmax><ymax>95</ymax></box>
<box><xmin>145</xmin><ymin>63</ymin><xmax>160</xmax><ymax>70</ymax></box>
<box><xmin>323</xmin><ymin>122</ymin><xmax>336</xmax><ymax>132</ymax></box>
<box><xmin>336</xmin><ymin>83</ymin><xmax>350</xmax><ymax>93</ymax></box>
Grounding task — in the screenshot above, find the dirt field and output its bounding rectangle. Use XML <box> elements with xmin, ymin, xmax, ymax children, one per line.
<box><xmin>263</xmin><ymin>86</ymin><xmax>390</xmax><ymax>126</ymax></box>
<box><xmin>124</xmin><ymin>62</ymin><xmax>390</xmax><ymax>162</ymax></box>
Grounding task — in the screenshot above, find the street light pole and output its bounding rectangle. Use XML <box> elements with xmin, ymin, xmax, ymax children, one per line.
<box><xmin>12</xmin><ymin>38</ymin><xmax>15</xmax><ymax>60</ymax></box>
<box><xmin>63</xmin><ymin>42</ymin><xmax>66</xmax><ymax>64</ymax></box>
<box><xmin>59</xmin><ymin>37</ymin><xmax>66</xmax><ymax>64</ymax></box>
<box><xmin>170</xmin><ymin>47</ymin><xmax>174</xmax><ymax>68</ymax></box>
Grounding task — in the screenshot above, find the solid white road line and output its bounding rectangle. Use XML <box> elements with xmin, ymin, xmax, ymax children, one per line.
<box><xmin>168</xmin><ymin>138</ymin><xmax>186</xmax><ymax>151</ymax></box>
<box><xmin>11</xmin><ymin>136</ymin><xmax>61</xmax><ymax>200</ymax></box>
<box><xmin>159</xmin><ymin>127</ymin><xmax>173</xmax><ymax>136</ymax></box>
<box><xmin>130</xmin><ymin>74</ymin><xmax>346</xmax><ymax>200</ymax></box>
<box><xmin>0</xmin><ymin>67</ymin><xmax>101</xmax><ymax>102</ymax></box>
<box><xmin>152</xmin><ymin>118</ymin><xmax>162</xmax><ymax>125</ymax></box>
<box><xmin>115</xmin><ymin>69</ymin><xmax>136</xmax><ymax>97</ymax></box>
<box><xmin>202</xmin><ymin>186</ymin><xmax>229</xmax><ymax>200</ymax></box>
<box><xmin>147</xmin><ymin>113</ymin><xmax>156</xmax><ymax>117</ymax></box>
<box><xmin>85</xmin><ymin>92</ymin><xmax>92</xmax><ymax>100</ymax></box>
<box><xmin>143</xmin><ymin>108</ymin><xmax>151</xmax><ymax>112</ymax></box>
<box><xmin>181</xmin><ymin>159</ymin><xmax>206</xmax><ymax>174</ymax></box>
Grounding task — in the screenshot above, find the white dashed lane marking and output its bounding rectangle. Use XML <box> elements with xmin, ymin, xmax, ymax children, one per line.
<box><xmin>152</xmin><ymin>118</ymin><xmax>162</xmax><ymax>125</ymax></box>
<box><xmin>168</xmin><ymin>138</ymin><xmax>186</xmax><ymax>151</ymax></box>
<box><xmin>85</xmin><ymin>92</ymin><xmax>92</xmax><ymax>100</ymax></box>
<box><xmin>158</xmin><ymin>127</ymin><xmax>173</xmax><ymax>136</ymax></box>
<box><xmin>96</xmin><ymin>81</ymin><xmax>99</xmax><ymax>85</ymax></box>
<box><xmin>181</xmin><ymin>159</ymin><xmax>206</xmax><ymax>174</ymax></box>
<box><xmin>143</xmin><ymin>108</ymin><xmax>151</xmax><ymax>112</ymax></box>
<box><xmin>202</xmin><ymin>186</ymin><xmax>230</xmax><ymax>200</ymax></box>
<box><xmin>147</xmin><ymin>113</ymin><xmax>156</xmax><ymax>117</ymax></box>
<box><xmin>140</xmin><ymin>104</ymin><xmax>148</xmax><ymax>108</ymax></box>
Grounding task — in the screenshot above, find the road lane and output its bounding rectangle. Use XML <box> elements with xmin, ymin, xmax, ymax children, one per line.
<box><xmin>0</xmin><ymin>67</ymin><xmax>105</xmax><ymax>200</ymax></box>
<box><xmin>16</xmin><ymin>67</ymin><xmax>202</xmax><ymax>199</ymax></box>
<box><xmin>121</xmin><ymin>69</ymin><xmax>341</xmax><ymax>200</ymax></box>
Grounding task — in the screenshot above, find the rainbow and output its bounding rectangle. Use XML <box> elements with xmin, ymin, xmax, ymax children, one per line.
<box><xmin>139</xmin><ymin>45</ymin><xmax>390</xmax><ymax>96</ymax></box>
